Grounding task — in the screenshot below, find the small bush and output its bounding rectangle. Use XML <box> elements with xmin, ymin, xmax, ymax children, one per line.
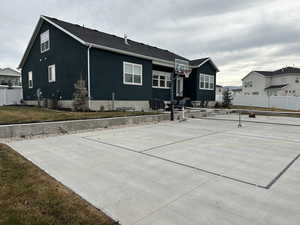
<box><xmin>73</xmin><ymin>79</ymin><xmax>89</xmax><ymax>112</ymax></box>
<box><xmin>223</xmin><ymin>89</ymin><xmax>233</xmax><ymax>108</ymax></box>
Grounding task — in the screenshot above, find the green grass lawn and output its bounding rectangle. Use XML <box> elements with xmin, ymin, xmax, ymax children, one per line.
<box><xmin>0</xmin><ymin>144</ymin><xmax>117</xmax><ymax>225</ymax></box>
<box><xmin>0</xmin><ymin>106</ymin><xmax>158</xmax><ymax>125</ymax></box>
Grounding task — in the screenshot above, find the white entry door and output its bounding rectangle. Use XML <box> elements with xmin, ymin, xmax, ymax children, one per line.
<box><xmin>176</xmin><ymin>77</ymin><xmax>184</xmax><ymax>97</ymax></box>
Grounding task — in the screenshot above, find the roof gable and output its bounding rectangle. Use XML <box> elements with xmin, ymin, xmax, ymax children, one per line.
<box><xmin>191</xmin><ymin>57</ymin><xmax>219</xmax><ymax>72</ymax></box>
<box><xmin>0</xmin><ymin>68</ymin><xmax>21</xmax><ymax>76</ymax></box>
<box><xmin>242</xmin><ymin>71</ymin><xmax>267</xmax><ymax>81</ymax></box>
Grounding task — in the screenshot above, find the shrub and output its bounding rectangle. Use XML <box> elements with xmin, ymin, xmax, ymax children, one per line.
<box><xmin>72</xmin><ymin>79</ymin><xmax>89</xmax><ymax>111</ymax></box>
<box><xmin>223</xmin><ymin>89</ymin><xmax>233</xmax><ymax>108</ymax></box>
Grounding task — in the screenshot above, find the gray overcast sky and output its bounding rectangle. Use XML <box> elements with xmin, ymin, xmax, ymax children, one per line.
<box><xmin>1</xmin><ymin>0</ymin><xmax>300</xmax><ymax>85</ymax></box>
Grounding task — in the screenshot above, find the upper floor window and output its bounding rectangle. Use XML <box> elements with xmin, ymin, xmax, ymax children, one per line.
<box><xmin>152</xmin><ymin>71</ymin><xmax>171</xmax><ymax>88</ymax></box>
<box><xmin>123</xmin><ymin>62</ymin><xmax>142</xmax><ymax>85</ymax></box>
<box><xmin>244</xmin><ymin>81</ymin><xmax>253</xmax><ymax>88</ymax></box>
<box><xmin>48</xmin><ymin>65</ymin><xmax>56</xmax><ymax>82</ymax></box>
<box><xmin>199</xmin><ymin>74</ymin><xmax>214</xmax><ymax>90</ymax></box>
<box><xmin>296</xmin><ymin>77</ymin><xmax>299</xmax><ymax>83</ymax></box>
<box><xmin>40</xmin><ymin>30</ymin><xmax>50</xmax><ymax>53</ymax></box>
<box><xmin>28</xmin><ymin>71</ymin><xmax>33</xmax><ymax>88</ymax></box>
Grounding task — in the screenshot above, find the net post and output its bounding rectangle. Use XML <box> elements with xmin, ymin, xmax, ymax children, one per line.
<box><xmin>170</xmin><ymin>71</ymin><xmax>175</xmax><ymax>121</ymax></box>
<box><xmin>238</xmin><ymin>111</ymin><xmax>242</xmax><ymax>128</ymax></box>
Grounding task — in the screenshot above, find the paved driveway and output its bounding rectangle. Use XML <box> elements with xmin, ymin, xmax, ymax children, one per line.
<box><xmin>8</xmin><ymin>118</ymin><xmax>300</xmax><ymax>225</ymax></box>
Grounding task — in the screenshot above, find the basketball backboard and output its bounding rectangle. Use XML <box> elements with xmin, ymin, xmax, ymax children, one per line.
<box><xmin>175</xmin><ymin>59</ymin><xmax>192</xmax><ymax>78</ymax></box>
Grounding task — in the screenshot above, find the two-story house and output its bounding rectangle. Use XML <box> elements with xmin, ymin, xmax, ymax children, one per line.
<box><xmin>18</xmin><ymin>16</ymin><xmax>219</xmax><ymax>111</ymax></box>
<box><xmin>242</xmin><ymin>67</ymin><xmax>300</xmax><ymax>97</ymax></box>
<box><xmin>0</xmin><ymin>68</ymin><xmax>21</xmax><ymax>86</ymax></box>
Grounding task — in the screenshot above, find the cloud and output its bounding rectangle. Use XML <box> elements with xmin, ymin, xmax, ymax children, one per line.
<box><xmin>1</xmin><ymin>0</ymin><xmax>300</xmax><ymax>85</ymax></box>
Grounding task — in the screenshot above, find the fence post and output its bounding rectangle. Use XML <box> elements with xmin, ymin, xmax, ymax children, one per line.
<box><xmin>4</xmin><ymin>88</ymin><xmax>7</xmax><ymax>105</ymax></box>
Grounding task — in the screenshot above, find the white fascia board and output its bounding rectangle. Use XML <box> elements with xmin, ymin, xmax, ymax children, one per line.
<box><xmin>41</xmin><ymin>16</ymin><xmax>87</xmax><ymax>46</ymax></box>
<box><xmin>89</xmin><ymin>43</ymin><xmax>175</xmax><ymax>68</ymax></box>
<box><xmin>192</xmin><ymin>58</ymin><xmax>220</xmax><ymax>72</ymax></box>
<box><xmin>242</xmin><ymin>71</ymin><xmax>266</xmax><ymax>81</ymax></box>
<box><xmin>18</xmin><ymin>18</ymin><xmax>44</xmax><ymax>69</ymax></box>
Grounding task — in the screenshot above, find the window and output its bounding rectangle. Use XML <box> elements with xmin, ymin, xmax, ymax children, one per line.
<box><xmin>296</xmin><ymin>78</ymin><xmax>299</xmax><ymax>83</ymax></box>
<box><xmin>152</xmin><ymin>71</ymin><xmax>171</xmax><ymax>88</ymax></box>
<box><xmin>199</xmin><ymin>74</ymin><xmax>214</xmax><ymax>90</ymax></box>
<box><xmin>123</xmin><ymin>62</ymin><xmax>142</xmax><ymax>85</ymax></box>
<box><xmin>244</xmin><ymin>81</ymin><xmax>253</xmax><ymax>88</ymax></box>
<box><xmin>40</xmin><ymin>30</ymin><xmax>50</xmax><ymax>53</ymax></box>
<box><xmin>28</xmin><ymin>71</ymin><xmax>33</xmax><ymax>88</ymax></box>
<box><xmin>48</xmin><ymin>65</ymin><xmax>56</xmax><ymax>82</ymax></box>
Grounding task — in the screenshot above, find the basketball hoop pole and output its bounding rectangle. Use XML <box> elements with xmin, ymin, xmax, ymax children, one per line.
<box><xmin>170</xmin><ymin>71</ymin><xmax>175</xmax><ymax>121</ymax></box>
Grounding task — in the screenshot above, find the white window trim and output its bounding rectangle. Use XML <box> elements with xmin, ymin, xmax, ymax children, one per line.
<box><xmin>48</xmin><ymin>64</ymin><xmax>56</xmax><ymax>82</ymax></box>
<box><xmin>40</xmin><ymin>30</ymin><xmax>50</xmax><ymax>53</ymax></box>
<box><xmin>28</xmin><ymin>71</ymin><xmax>33</xmax><ymax>89</ymax></box>
<box><xmin>199</xmin><ymin>74</ymin><xmax>215</xmax><ymax>90</ymax></box>
<box><xmin>123</xmin><ymin>62</ymin><xmax>143</xmax><ymax>86</ymax></box>
<box><xmin>152</xmin><ymin>70</ymin><xmax>171</xmax><ymax>89</ymax></box>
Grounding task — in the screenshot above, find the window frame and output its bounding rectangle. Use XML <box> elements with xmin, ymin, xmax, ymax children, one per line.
<box><xmin>48</xmin><ymin>64</ymin><xmax>56</xmax><ymax>83</ymax></box>
<box><xmin>40</xmin><ymin>30</ymin><xmax>50</xmax><ymax>53</ymax></box>
<box><xmin>199</xmin><ymin>74</ymin><xmax>215</xmax><ymax>90</ymax></box>
<box><xmin>152</xmin><ymin>70</ymin><xmax>171</xmax><ymax>89</ymax></box>
<box><xmin>28</xmin><ymin>71</ymin><xmax>33</xmax><ymax>89</ymax></box>
<box><xmin>123</xmin><ymin>62</ymin><xmax>143</xmax><ymax>86</ymax></box>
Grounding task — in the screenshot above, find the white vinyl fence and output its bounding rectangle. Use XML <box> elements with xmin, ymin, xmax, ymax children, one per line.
<box><xmin>215</xmin><ymin>95</ymin><xmax>223</xmax><ymax>102</ymax></box>
<box><xmin>0</xmin><ymin>86</ymin><xmax>23</xmax><ymax>106</ymax></box>
<box><xmin>232</xmin><ymin>95</ymin><xmax>300</xmax><ymax>111</ymax></box>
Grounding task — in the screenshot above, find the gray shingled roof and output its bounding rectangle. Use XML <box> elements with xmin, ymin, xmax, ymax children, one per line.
<box><xmin>19</xmin><ymin>16</ymin><xmax>218</xmax><ymax>70</ymax></box>
<box><xmin>45</xmin><ymin>16</ymin><xmax>189</xmax><ymax>62</ymax></box>
<box><xmin>190</xmin><ymin>58</ymin><xmax>209</xmax><ymax>66</ymax></box>
<box><xmin>0</xmin><ymin>68</ymin><xmax>20</xmax><ymax>76</ymax></box>
<box><xmin>255</xmin><ymin>67</ymin><xmax>300</xmax><ymax>77</ymax></box>
<box><xmin>265</xmin><ymin>84</ymin><xmax>288</xmax><ymax>90</ymax></box>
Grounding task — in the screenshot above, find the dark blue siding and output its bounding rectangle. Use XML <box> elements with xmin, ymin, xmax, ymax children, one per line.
<box><xmin>195</xmin><ymin>61</ymin><xmax>216</xmax><ymax>101</ymax></box>
<box><xmin>151</xmin><ymin>65</ymin><xmax>173</xmax><ymax>101</ymax></box>
<box><xmin>90</xmin><ymin>49</ymin><xmax>152</xmax><ymax>100</ymax></box>
<box><xmin>22</xmin><ymin>21</ymin><xmax>87</xmax><ymax>100</ymax></box>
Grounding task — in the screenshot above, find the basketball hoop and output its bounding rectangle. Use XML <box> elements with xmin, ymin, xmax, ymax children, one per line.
<box><xmin>183</xmin><ymin>68</ymin><xmax>192</xmax><ymax>78</ymax></box>
<box><xmin>175</xmin><ymin>59</ymin><xmax>192</xmax><ymax>78</ymax></box>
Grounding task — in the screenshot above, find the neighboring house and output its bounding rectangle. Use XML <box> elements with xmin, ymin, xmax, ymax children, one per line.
<box><xmin>231</xmin><ymin>88</ymin><xmax>242</xmax><ymax>97</ymax></box>
<box><xmin>18</xmin><ymin>15</ymin><xmax>219</xmax><ymax>111</ymax></box>
<box><xmin>242</xmin><ymin>67</ymin><xmax>300</xmax><ymax>96</ymax></box>
<box><xmin>215</xmin><ymin>85</ymin><xmax>224</xmax><ymax>95</ymax></box>
<box><xmin>0</xmin><ymin>68</ymin><xmax>21</xmax><ymax>86</ymax></box>
<box><xmin>224</xmin><ymin>86</ymin><xmax>243</xmax><ymax>97</ymax></box>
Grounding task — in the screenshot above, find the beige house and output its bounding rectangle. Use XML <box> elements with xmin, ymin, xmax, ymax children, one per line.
<box><xmin>242</xmin><ymin>67</ymin><xmax>300</xmax><ymax>96</ymax></box>
<box><xmin>0</xmin><ymin>68</ymin><xmax>21</xmax><ymax>86</ymax></box>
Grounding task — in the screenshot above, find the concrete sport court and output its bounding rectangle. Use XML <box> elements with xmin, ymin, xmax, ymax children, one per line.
<box><xmin>8</xmin><ymin>115</ymin><xmax>300</xmax><ymax>225</ymax></box>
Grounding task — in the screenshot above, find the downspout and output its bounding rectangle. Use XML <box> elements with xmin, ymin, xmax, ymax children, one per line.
<box><xmin>87</xmin><ymin>44</ymin><xmax>92</xmax><ymax>109</ymax></box>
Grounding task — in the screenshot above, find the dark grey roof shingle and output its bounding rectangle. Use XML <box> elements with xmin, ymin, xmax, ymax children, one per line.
<box><xmin>45</xmin><ymin>16</ymin><xmax>189</xmax><ymax>62</ymax></box>
<box><xmin>255</xmin><ymin>67</ymin><xmax>300</xmax><ymax>77</ymax></box>
<box><xmin>190</xmin><ymin>58</ymin><xmax>209</xmax><ymax>66</ymax></box>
